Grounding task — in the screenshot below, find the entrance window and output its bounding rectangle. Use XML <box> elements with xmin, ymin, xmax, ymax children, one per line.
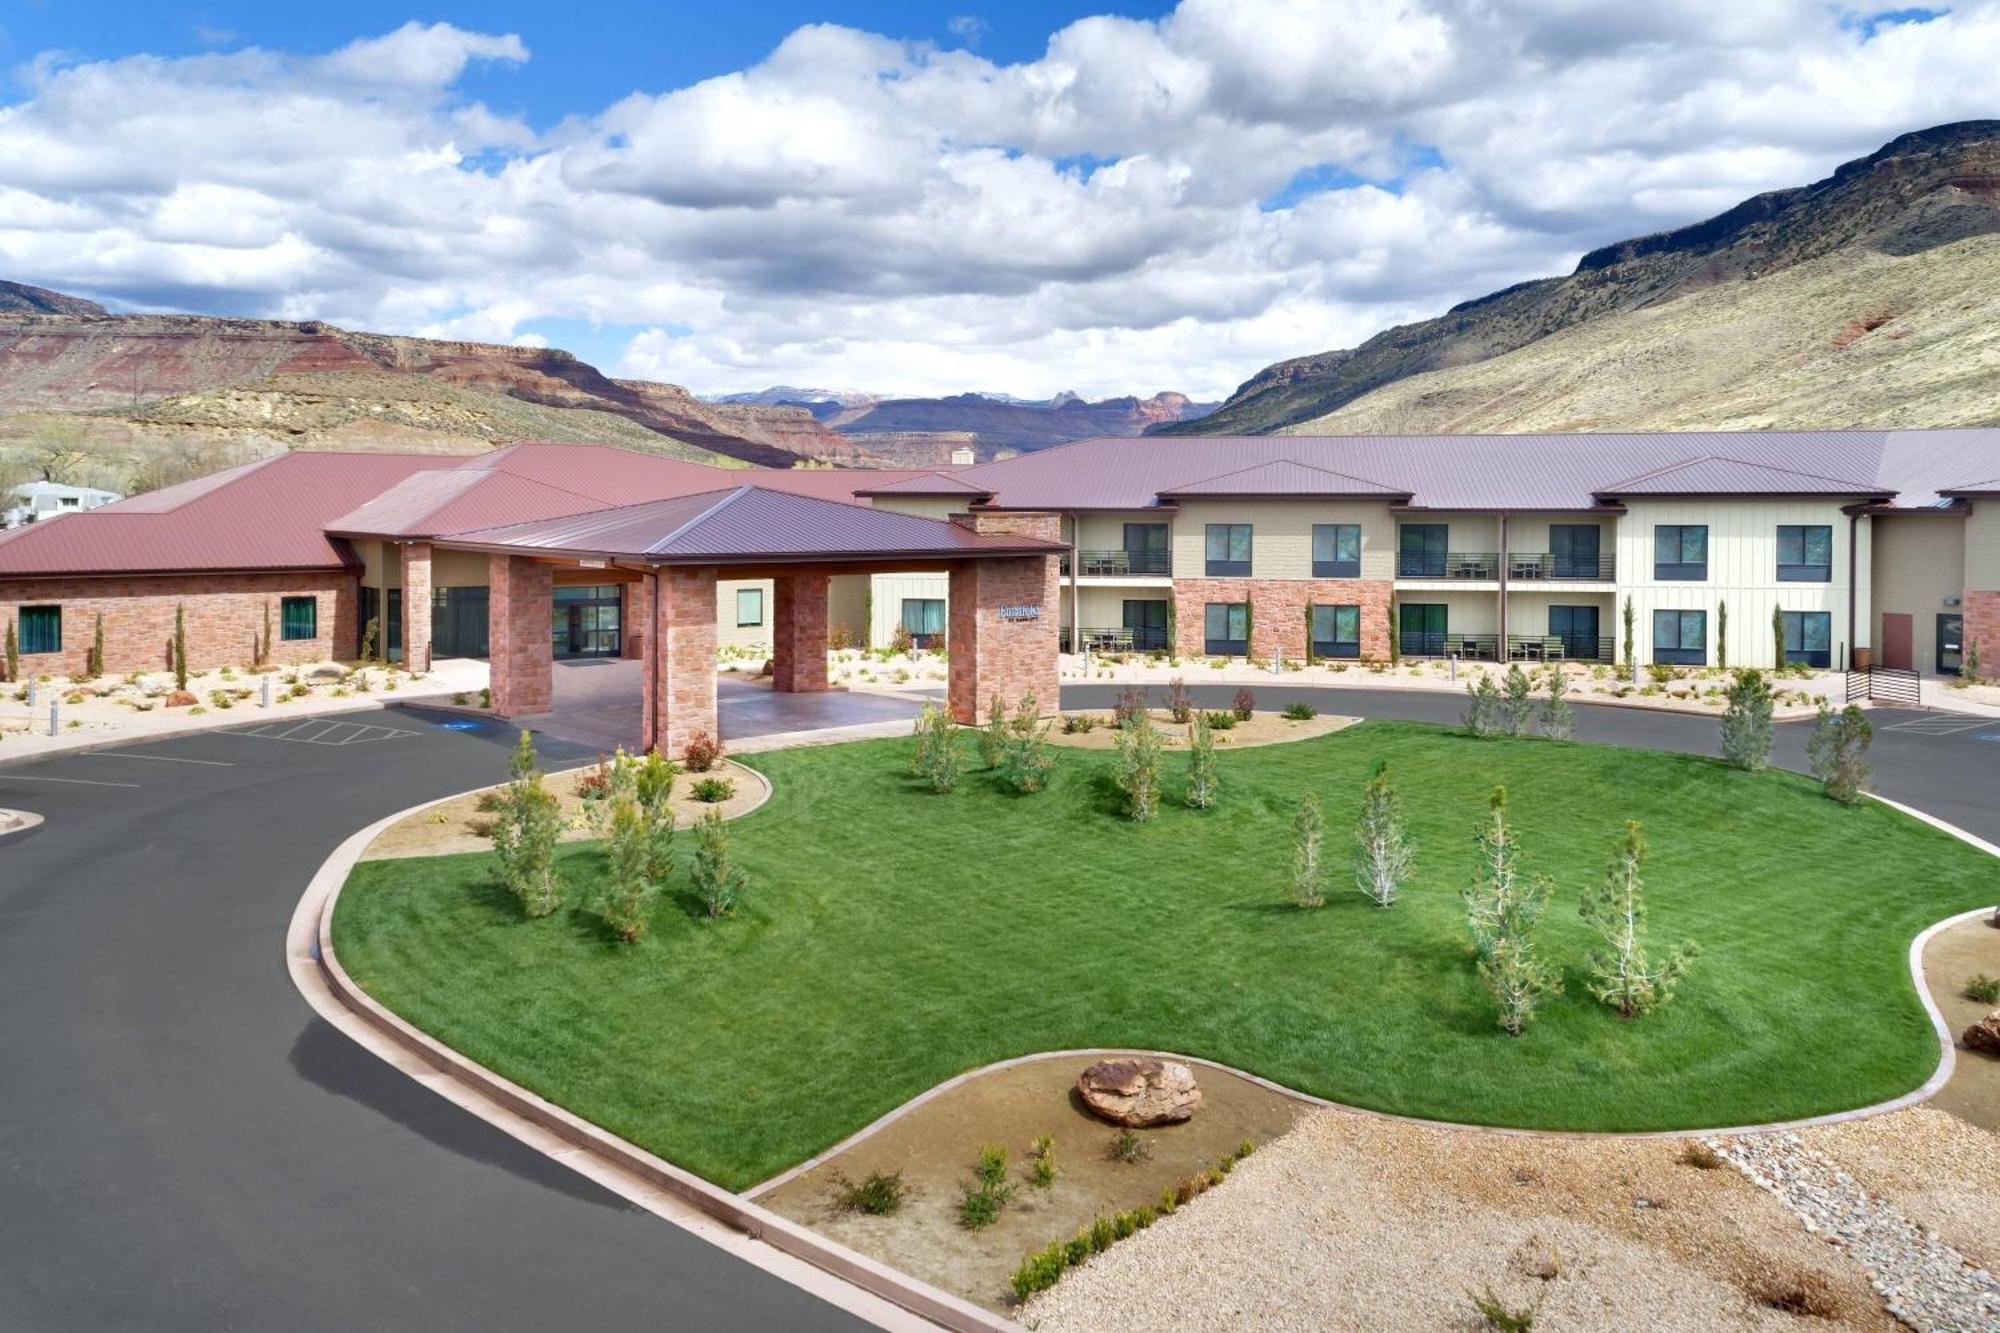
<box><xmin>1938</xmin><ymin>613</ymin><xmax>1964</xmax><ymax>675</ymax></box>
<box><xmin>900</xmin><ymin>598</ymin><xmax>945</xmax><ymax>648</ymax></box>
<box><xmin>1204</xmin><ymin>524</ymin><xmax>1252</xmax><ymax>577</ymax></box>
<box><xmin>1312</xmin><ymin>524</ymin><xmax>1362</xmax><ymax>578</ymax></box>
<box><xmin>1782</xmin><ymin>611</ymin><xmax>1832</xmax><ymax>668</ymax></box>
<box><xmin>1203</xmin><ymin>603</ymin><xmax>1249</xmax><ymax>655</ymax></box>
<box><xmin>1653</xmin><ymin>525</ymin><xmax>1708</xmax><ymax>580</ymax></box>
<box><xmin>1776</xmin><ymin>525</ymin><xmax>1832</xmax><ymax>582</ymax></box>
<box><xmin>1652</xmin><ymin>609</ymin><xmax>1707</xmax><ymax>665</ymax></box>
<box><xmin>736</xmin><ymin>587</ymin><xmax>764</xmax><ymax>627</ymax></box>
<box><xmin>358</xmin><ymin>587</ymin><xmax>380</xmax><ymax>657</ymax></box>
<box><xmin>280</xmin><ymin>596</ymin><xmax>318</xmax><ymax>641</ymax></box>
<box><xmin>1397</xmin><ymin>525</ymin><xmax>1448</xmax><ymax>578</ymax></box>
<box><xmin>431</xmin><ymin>587</ymin><xmax>490</xmax><ymax>659</ymax></box>
<box><xmin>18</xmin><ymin>604</ymin><xmax>60</xmax><ymax>654</ymax></box>
<box><xmin>1311</xmin><ymin>604</ymin><xmax>1361</xmax><ymax>658</ymax></box>
<box><xmin>552</xmin><ymin>584</ymin><xmax>622</xmax><ymax>659</ymax></box>
<box><xmin>386</xmin><ymin>589</ymin><xmax>403</xmax><ymax>663</ymax></box>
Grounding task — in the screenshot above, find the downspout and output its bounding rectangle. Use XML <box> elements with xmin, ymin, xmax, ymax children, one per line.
<box><xmin>1067</xmin><ymin>511</ymin><xmax>1081</xmax><ymax>657</ymax></box>
<box><xmin>1497</xmin><ymin>513</ymin><xmax>1509</xmax><ymax>655</ymax></box>
<box><xmin>643</xmin><ymin>567</ymin><xmax>661</xmax><ymax>753</ymax></box>
<box><xmin>1846</xmin><ymin>508</ymin><xmax>1859</xmax><ymax>672</ymax></box>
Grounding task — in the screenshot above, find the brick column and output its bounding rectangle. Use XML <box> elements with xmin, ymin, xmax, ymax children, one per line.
<box><xmin>946</xmin><ymin>513</ymin><xmax>1060</xmax><ymax>724</ymax></box>
<box><xmin>1966</xmin><ymin>588</ymin><xmax>1999</xmax><ymax>674</ymax></box>
<box><xmin>487</xmin><ymin>554</ymin><xmax>552</xmax><ymax>716</ymax></box>
<box><xmin>398</xmin><ymin>541</ymin><xmax>433</xmax><ymax>673</ymax></box>
<box><xmin>771</xmin><ymin>572</ymin><xmax>831</xmax><ymax>692</ymax></box>
<box><xmin>620</xmin><ymin>580</ymin><xmax>647</xmax><ymax>659</ymax></box>
<box><xmin>642</xmin><ymin>566</ymin><xmax>719</xmax><ymax>758</ymax></box>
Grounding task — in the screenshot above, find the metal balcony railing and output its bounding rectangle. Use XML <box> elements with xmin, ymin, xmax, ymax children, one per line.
<box><xmin>1399</xmin><ymin>632</ymin><xmax>1499</xmax><ymax>659</ymax></box>
<box><xmin>1397</xmin><ymin>551</ymin><xmax>1500</xmax><ymax>580</ymax></box>
<box><xmin>1507</xmin><ymin>553</ymin><xmax>1616</xmax><ymax>581</ymax></box>
<box><xmin>1059</xmin><ymin>548</ymin><xmax>1173</xmax><ymax>577</ymax></box>
<box><xmin>1060</xmin><ymin>625</ymin><xmax>1170</xmax><ymax>653</ymax></box>
<box><xmin>1506</xmin><ymin>635</ymin><xmax>1617</xmax><ymax>662</ymax></box>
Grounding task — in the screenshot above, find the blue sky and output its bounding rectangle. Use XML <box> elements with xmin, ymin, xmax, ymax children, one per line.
<box><xmin>0</xmin><ymin>2</ymin><xmax>1983</xmax><ymax>398</ymax></box>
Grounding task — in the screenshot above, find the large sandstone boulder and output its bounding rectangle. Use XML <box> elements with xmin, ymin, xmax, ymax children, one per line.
<box><xmin>1076</xmin><ymin>1058</ymin><xmax>1202</xmax><ymax>1126</ymax></box>
<box><xmin>1965</xmin><ymin>1010</ymin><xmax>2000</xmax><ymax>1057</ymax></box>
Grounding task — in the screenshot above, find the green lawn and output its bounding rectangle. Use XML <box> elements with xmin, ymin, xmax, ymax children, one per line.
<box><xmin>332</xmin><ymin>721</ymin><xmax>1995</xmax><ymax>1190</ymax></box>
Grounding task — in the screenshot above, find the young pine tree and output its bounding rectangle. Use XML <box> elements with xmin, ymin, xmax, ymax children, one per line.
<box><xmin>997</xmin><ymin>691</ymin><xmax>1055</xmax><ymax>793</ymax></box>
<box><xmin>1184</xmin><ymin>712</ymin><xmax>1219</xmax><ymax>810</ymax></box>
<box><xmin>1500</xmin><ymin>663</ymin><xmax>1534</xmax><ymax>736</ymax></box>
<box><xmin>1579</xmin><ymin>821</ymin><xmax>1697</xmax><ymax>1018</ymax></box>
<box><xmin>1716</xmin><ymin>600</ymin><xmax>1729</xmax><ymax>670</ymax></box>
<box><xmin>1461</xmin><ymin>787</ymin><xmax>1559</xmax><ymax>1033</ymax></box>
<box><xmin>980</xmin><ymin>693</ymin><xmax>1008</xmax><ymax>769</ymax></box>
<box><xmin>1621</xmin><ymin>597</ymin><xmax>1636</xmax><ymax>681</ymax></box>
<box><xmin>1538</xmin><ymin>665</ymin><xmax>1574</xmax><ymax>740</ymax></box>
<box><xmin>1115</xmin><ymin>708</ymin><xmax>1162</xmax><ymax>821</ymax></box>
<box><xmin>1719</xmin><ymin>668</ymin><xmax>1775</xmax><ymax>771</ymax></box>
<box><xmin>492</xmin><ymin>732</ymin><xmax>563</xmax><ymax>918</ymax></box>
<box><xmin>89</xmin><ymin>612</ymin><xmax>105</xmax><ymax>678</ymax></box>
<box><xmin>1807</xmin><ymin>701</ymin><xmax>1872</xmax><ymax>804</ymax></box>
<box><xmin>910</xmin><ymin>700</ymin><xmax>938</xmax><ymax>776</ymax></box>
<box><xmin>918</xmin><ymin>701</ymin><xmax>963</xmax><ymax>793</ymax></box>
<box><xmin>1352</xmin><ymin>761</ymin><xmax>1413</xmax><ymax>907</ymax></box>
<box><xmin>1478</xmin><ymin>936</ymin><xmax>1553</xmax><ymax>1037</ymax></box>
<box><xmin>4</xmin><ymin>618</ymin><xmax>16</xmax><ymax>684</ymax></box>
<box><xmin>692</xmin><ymin>807</ymin><xmax>747</xmax><ymax>918</ymax></box>
<box><xmin>1463</xmin><ymin>673</ymin><xmax>1503</xmax><ymax>737</ymax></box>
<box><xmin>601</xmin><ymin>795</ymin><xmax>652</xmax><ymax>942</ymax></box>
<box><xmin>1290</xmin><ymin>790</ymin><xmax>1327</xmax><ymax>908</ymax></box>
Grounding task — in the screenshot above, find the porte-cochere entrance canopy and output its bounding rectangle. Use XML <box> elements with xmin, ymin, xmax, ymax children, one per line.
<box><xmin>432</xmin><ymin>485</ymin><xmax>1067</xmax><ymax>755</ymax></box>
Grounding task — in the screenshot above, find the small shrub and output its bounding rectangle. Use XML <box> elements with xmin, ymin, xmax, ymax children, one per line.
<box><xmin>979</xmin><ymin>693</ymin><xmax>1008</xmax><ymax>769</ymax></box>
<box><xmin>491</xmin><ymin>732</ymin><xmax>563</xmax><ymax>918</ymax></box>
<box><xmin>1231</xmin><ymin>687</ymin><xmax>1255</xmax><ymax>721</ymax></box>
<box><xmin>976</xmin><ymin>1143</ymin><xmax>1010</xmax><ymax>1189</ymax></box>
<box><xmin>1113</xmin><ymin>685</ymin><xmax>1148</xmax><ymax>728</ymax></box>
<box><xmin>912</xmin><ymin>700</ymin><xmax>963</xmax><ymax>793</ymax></box>
<box><xmin>887</xmin><ymin>623</ymin><xmax>914</xmax><ymax>656</ymax></box>
<box><xmin>1202</xmin><ymin>708</ymin><xmax>1236</xmax><ymax>730</ymax></box>
<box><xmin>1061</xmin><ymin>713</ymin><xmax>1098</xmax><ymax>734</ymax></box>
<box><xmin>691</xmin><ymin>807</ymin><xmax>746</xmax><ymax>918</ymax></box>
<box><xmin>1281</xmin><ymin>701</ymin><xmax>1317</xmax><ymax>721</ymax></box>
<box><xmin>690</xmin><ymin>776</ymin><xmax>735</xmax><ymax>803</ymax></box>
<box><xmin>959</xmin><ymin>1187</ymin><xmax>1005</xmax><ymax>1230</ymax></box>
<box><xmin>682</xmin><ymin>730</ymin><xmax>724</xmax><ymax>773</ymax></box>
<box><xmin>996</xmin><ymin>691</ymin><xmax>1055</xmax><ymax>793</ymax></box>
<box><xmin>208</xmin><ymin>689</ymin><xmax>235</xmax><ymax>710</ymax></box>
<box><xmin>1167</xmin><ymin>675</ymin><xmax>1193</xmax><ymax>723</ymax></box>
<box><xmin>1115</xmin><ymin>709</ymin><xmax>1162</xmax><ymax>820</ymax></box>
<box><xmin>479</xmin><ymin>686</ymin><xmax>492</xmax><ymax>708</ymax></box>
<box><xmin>1680</xmin><ymin>1142</ymin><xmax>1725</xmax><ymax>1170</ymax></box>
<box><xmin>1468</xmin><ymin>1285</ymin><xmax>1540</xmax><ymax>1331</ymax></box>
<box><xmin>1963</xmin><ymin>973</ymin><xmax>2000</xmax><ymax>1004</ymax></box>
<box><xmin>1463</xmin><ymin>673</ymin><xmax>1503</xmax><ymax>737</ymax></box>
<box><xmin>1720</xmin><ymin>669</ymin><xmax>1775</xmax><ymax>771</ymax></box>
<box><xmin>451</xmin><ymin>691</ymin><xmax>468</xmax><ymax>705</ymax></box>
<box><xmin>1806</xmin><ymin>702</ymin><xmax>1872</xmax><ymax>804</ymax></box>
<box><xmin>1500</xmin><ymin>664</ymin><xmax>1534</xmax><ymax>736</ymax></box>
<box><xmin>1028</xmin><ymin>1135</ymin><xmax>1057</xmax><ymax>1189</ymax></box>
<box><xmin>1290</xmin><ymin>790</ymin><xmax>1327</xmax><ymax>908</ymax></box>
<box><xmin>1538</xmin><ymin>667</ymin><xmax>1573</xmax><ymax>741</ymax></box>
<box><xmin>830</xmin><ymin>1170</ymin><xmax>907</xmax><ymax>1216</ymax></box>
<box><xmin>1108</xmin><ymin>1129</ymin><xmax>1150</xmax><ymax>1163</ymax></box>
<box><xmin>1185</xmin><ymin>711</ymin><xmax>1219</xmax><ymax>809</ymax></box>
<box><xmin>1089</xmin><ymin>1215</ymin><xmax>1116</xmax><ymax>1251</ymax></box>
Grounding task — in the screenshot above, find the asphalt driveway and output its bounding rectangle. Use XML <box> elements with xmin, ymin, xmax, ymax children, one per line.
<box><xmin>0</xmin><ymin>705</ymin><xmax>869</xmax><ymax>1333</ymax></box>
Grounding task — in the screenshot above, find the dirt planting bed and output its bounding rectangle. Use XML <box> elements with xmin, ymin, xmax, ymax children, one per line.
<box><xmin>1042</xmin><ymin>707</ymin><xmax>1356</xmax><ymax>750</ymax></box>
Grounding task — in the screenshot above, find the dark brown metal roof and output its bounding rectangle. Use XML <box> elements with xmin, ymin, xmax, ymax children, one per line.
<box><xmin>436</xmin><ymin>485</ymin><xmax>1066</xmax><ymax>565</ymax></box>
<box><xmin>1157</xmin><ymin>458</ymin><xmax>1409</xmax><ymax>499</ymax></box>
<box><xmin>1593</xmin><ymin>455</ymin><xmax>1892</xmax><ymax>498</ymax></box>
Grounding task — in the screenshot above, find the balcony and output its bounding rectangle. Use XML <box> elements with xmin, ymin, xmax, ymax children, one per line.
<box><xmin>1061</xmin><ymin>625</ymin><xmax>1171</xmax><ymax>653</ymax></box>
<box><xmin>1399</xmin><ymin>631</ymin><xmax>1498</xmax><ymax>658</ymax></box>
<box><xmin>1059</xmin><ymin>548</ymin><xmax>1172</xmax><ymax>578</ymax></box>
<box><xmin>1397</xmin><ymin>552</ymin><xmax>1499</xmax><ymax>580</ymax></box>
<box><xmin>1506</xmin><ymin>553</ymin><xmax>1616</xmax><ymax>582</ymax></box>
<box><xmin>1505</xmin><ymin>634</ymin><xmax>1617</xmax><ymax>662</ymax></box>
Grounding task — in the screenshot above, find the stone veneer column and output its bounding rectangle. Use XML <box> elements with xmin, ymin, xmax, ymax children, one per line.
<box><xmin>398</xmin><ymin>542</ymin><xmax>433</xmax><ymax>673</ymax></box>
<box><xmin>770</xmin><ymin>572</ymin><xmax>831</xmax><ymax>692</ymax></box>
<box><xmin>642</xmin><ymin>566</ymin><xmax>719</xmax><ymax>758</ymax></box>
<box><xmin>487</xmin><ymin>554</ymin><xmax>552</xmax><ymax>716</ymax></box>
<box><xmin>946</xmin><ymin>513</ymin><xmax>1061</xmax><ymax>724</ymax></box>
<box><xmin>620</xmin><ymin>580</ymin><xmax>648</xmax><ymax>659</ymax></box>
<box><xmin>1966</xmin><ymin>588</ymin><xmax>1999</xmax><ymax>673</ymax></box>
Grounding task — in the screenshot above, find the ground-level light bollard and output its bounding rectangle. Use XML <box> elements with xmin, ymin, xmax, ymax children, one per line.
<box><xmin>48</xmin><ymin>700</ymin><xmax>59</xmax><ymax>737</ymax></box>
<box><xmin>261</xmin><ymin>675</ymin><xmax>273</xmax><ymax>708</ymax></box>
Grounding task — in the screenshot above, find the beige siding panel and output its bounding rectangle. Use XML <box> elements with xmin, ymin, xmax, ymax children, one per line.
<box><xmin>1396</xmin><ymin>513</ymin><xmax>1499</xmax><ymax>555</ymax></box>
<box><xmin>870</xmin><ymin>572</ymin><xmax>950</xmax><ymax>644</ymax></box>
<box><xmin>1967</xmin><ymin>504</ymin><xmax>2000</xmax><ymax>587</ymax></box>
<box><xmin>1395</xmin><ymin>590</ymin><xmax>1498</xmax><ymax>635</ymax></box>
<box><xmin>1506</xmin><ymin>590</ymin><xmax>1617</xmax><ymax>638</ymax></box>
<box><xmin>431</xmin><ymin>548</ymin><xmax>488</xmax><ymax>586</ymax></box>
<box><xmin>869</xmin><ymin>497</ymin><xmax>965</xmax><ymax>521</ymax></box>
<box><xmin>1506</xmin><ymin>515</ymin><xmax>1614</xmax><ymax>563</ymax></box>
<box><xmin>716</xmin><ymin>578</ymin><xmax>773</xmax><ymax>651</ymax></box>
<box><xmin>827</xmin><ymin>573</ymin><xmax>868</xmax><ymax>647</ymax></box>
<box><xmin>1169</xmin><ymin>500</ymin><xmax>1395</xmax><ymax>581</ymax></box>
<box><xmin>1871</xmin><ymin>514</ymin><xmax>1966</xmax><ymax>675</ymax></box>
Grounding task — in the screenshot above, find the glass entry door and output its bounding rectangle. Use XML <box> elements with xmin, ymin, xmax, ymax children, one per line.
<box><xmin>1937</xmin><ymin>614</ymin><xmax>1964</xmax><ymax>675</ymax></box>
<box><xmin>1122</xmin><ymin>599</ymin><xmax>1169</xmax><ymax>651</ymax></box>
<box><xmin>1549</xmin><ymin>525</ymin><xmax>1600</xmax><ymax>578</ymax></box>
<box><xmin>552</xmin><ymin>584</ymin><xmax>623</xmax><ymax>658</ymax></box>
<box><xmin>1549</xmin><ymin>604</ymin><xmax>1600</xmax><ymax>659</ymax></box>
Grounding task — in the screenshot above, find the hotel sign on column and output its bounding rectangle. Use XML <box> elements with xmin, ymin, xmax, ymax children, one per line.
<box><xmin>998</xmin><ymin>605</ymin><xmax>1042</xmax><ymax>622</ymax></box>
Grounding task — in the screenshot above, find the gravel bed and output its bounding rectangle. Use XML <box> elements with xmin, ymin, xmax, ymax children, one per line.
<box><xmin>1711</xmin><ymin>1129</ymin><xmax>1999</xmax><ymax>1333</ymax></box>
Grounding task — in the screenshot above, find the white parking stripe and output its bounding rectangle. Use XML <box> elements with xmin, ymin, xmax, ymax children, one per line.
<box><xmin>81</xmin><ymin>751</ymin><xmax>234</xmax><ymax>767</ymax></box>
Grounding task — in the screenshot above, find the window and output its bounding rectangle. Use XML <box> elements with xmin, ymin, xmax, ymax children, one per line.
<box><xmin>1399</xmin><ymin>602</ymin><xmax>1447</xmax><ymax>656</ymax></box>
<box><xmin>735</xmin><ymin>587</ymin><xmax>764</xmax><ymax>627</ymax></box>
<box><xmin>1548</xmin><ymin>605</ymin><xmax>1603</xmax><ymax>660</ymax></box>
<box><xmin>1776</xmin><ymin>525</ymin><xmax>1832</xmax><ymax>582</ymax></box>
<box><xmin>1311</xmin><ymin>604</ymin><xmax>1361</xmax><ymax>658</ymax></box>
<box><xmin>1121</xmin><ymin>523</ymin><xmax>1170</xmax><ymax>575</ymax></box>
<box><xmin>17</xmin><ymin>604</ymin><xmax>60</xmax><ymax>655</ymax></box>
<box><xmin>1782</xmin><ymin>611</ymin><xmax>1833</xmax><ymax>668</ymax></box>
<box><xmin>900</xmin><ymin>598</ymin><xmax>945</xmax><ymax>647</ymax></box>
<box><xmin>1397</xmin><ymin>524</ymin><xmax>1448</xmax><ymax>578</ymax></box>
<box><xmin>280</xmin><ymin>596</ymin><xmax>317</xmax><ymax>641</ymax></box>
<box><xmin>1652</xmin><ymin>609</ymin><xmax>1707</xmax><ymax>665</ymax></box>
<box><xmin>1204</xmin><ymin>524</ymin><xmax>1252</xmax><ymax>577</ymax></box>
<box><xmin>1653</xmin><ymin>525</ymin><xmax>1708</xmax><ymax>580</ymax></box>
<box><xmin>1122</xmin><ymin>600</ymin><xmax>1169</xmax><ymax>651</ymax></box>
<box><xmin>1203</xmin><ymin>602</ymin><xmax>1249</xmax><ymax>655</ymax></box>
<box><xmin>1548</xmin><ymin>524</ymin><xmax>1602</xmax><ymax>578</ymax></box>
<box><xmin>1312</xmin><ymin>523</ymin><xmax>1362</xmax><ymax>578</ymax></box>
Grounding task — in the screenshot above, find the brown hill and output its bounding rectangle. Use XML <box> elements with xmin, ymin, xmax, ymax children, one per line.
<box><xmin>1169</xmin><ymin>121</ymin><xmax>2000</xmax><ymax>437</ymax></box>
<box><xmin>0</xmin><ymin>280</ymin><xmax>104</xmax><ymax>316</ymax></box>
<box><xmin>825</xmin><ymin>390</ymin><xmax>1215</xmax><ymax>457</ymax></box>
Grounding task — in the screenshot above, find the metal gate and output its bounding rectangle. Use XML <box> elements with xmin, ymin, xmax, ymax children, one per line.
<box><xmin>1843</xmin><ymin>666</ymin><xmax>1920</xmax><ymax>706</ymax></box>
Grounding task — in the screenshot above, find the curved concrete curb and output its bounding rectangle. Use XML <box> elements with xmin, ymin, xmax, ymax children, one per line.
<box><xmin>0</xmin><ymin>807</ymin><xmax>44</xmax><ymax>837</ymax></box>
<box><xmin>290</xmin><ymin>789</ymin><xmax>1013</xmax><ymax>1333</ymax></box>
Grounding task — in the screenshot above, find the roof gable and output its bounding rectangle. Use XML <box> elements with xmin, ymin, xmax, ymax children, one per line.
<box><xmin>1593</xmin><ymin>455</ymin><xmax>1894</xmax><ymax>497</ymax></box>
<box><xmin>1156</xmin><ymin>457</ymin><xmax>1408</xmax><ymax>499</ymax></box>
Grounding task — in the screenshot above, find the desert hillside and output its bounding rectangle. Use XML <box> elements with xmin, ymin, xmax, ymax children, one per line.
<box><xmin>1168</xmin><ymin>121</ymin><xmax>2000</xmax><ymax>438</ymax></box>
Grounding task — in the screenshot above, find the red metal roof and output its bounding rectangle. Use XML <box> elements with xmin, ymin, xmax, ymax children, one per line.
<box><xmin>439</xmin><ymin>485</ymin><xmax>1065</xmax><ymax>565</ymax></box>
<box><xmin>0</xmin><ymin>450</ymin><xmax>445</xmax><ymax>576</ymax></box>
<box><xmin>1594</xmin><ymin>455</ymin><xmax>1891</xmax><ymax>497</ymax></box>
<box><xmin>1157</xmin><ymin>458</ymin><xmax>1408</xmax><ymax>498</ymax></box>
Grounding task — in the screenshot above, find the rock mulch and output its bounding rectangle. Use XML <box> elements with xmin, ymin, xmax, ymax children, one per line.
<box><xmin>1709</xmin><ymin>1130</ymin><xmax>1999</xmax><ymax>1333</ymax></box>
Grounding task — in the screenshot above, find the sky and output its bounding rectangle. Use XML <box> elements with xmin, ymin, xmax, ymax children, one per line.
<box><xmin>0</xmin><ymin>1</ymin><xmax>1991</xmax><ymax>400</ymax></box>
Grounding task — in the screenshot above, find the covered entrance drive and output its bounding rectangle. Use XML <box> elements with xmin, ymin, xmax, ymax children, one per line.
<box><xmin>435</xmin><ymin>485</ymin><xmax>1066</xmax><ymax>755</ymax></box>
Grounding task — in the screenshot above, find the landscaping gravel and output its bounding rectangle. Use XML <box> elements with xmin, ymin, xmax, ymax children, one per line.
<box><xmin>1714</xmin><ymin>1121</ymin><xmax>2000</xmax><ymax>1333</ymax></box>
<box><xmin>1025</xmin><ymin>1110</ymin><xmax>1894</xmax><ymax>1332</ymax></box>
